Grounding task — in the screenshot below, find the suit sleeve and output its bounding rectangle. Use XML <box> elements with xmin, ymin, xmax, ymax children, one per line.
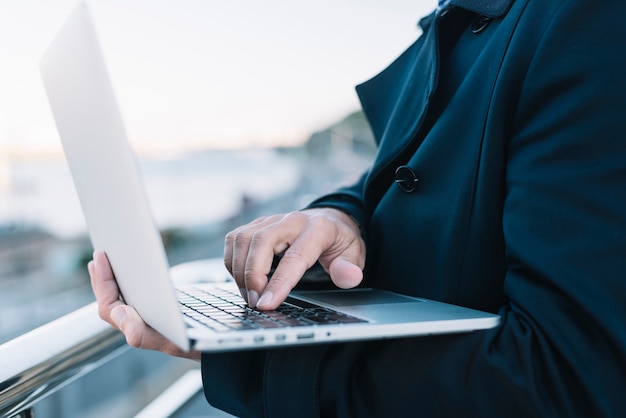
<box><xmin>306</xmin><ymin>170</ymin><xmax>370</xmax><ymax>236</ymax></box>
<box><xmin>201</xmin><ymin>1</ymin><xmax>626</xmax><ymax>416</ymax></box>
<box><xmin>314</xmin><ymin>2</ymin><xmax>626</xmax><ymax>416</ymax></box>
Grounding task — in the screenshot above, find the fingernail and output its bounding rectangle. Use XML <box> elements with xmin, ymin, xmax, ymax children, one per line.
<box><xmin>257</xmin><ymin>291</ymin><xmax>273</xmax><ymax>309</ymax></box>
<box><xmin>110</xmin><ymin>306</ymin><xmax>127</xmax><ymax>328</ymax></box>
<box><xmin>240</xmin><ymin>288</ymin><xmax>248</xmax><ymax>303</ymax></box>
<box><xmin>247</xmin><ymin>290</ymin><xmax>259</xmax><ymax>308</ymax></box>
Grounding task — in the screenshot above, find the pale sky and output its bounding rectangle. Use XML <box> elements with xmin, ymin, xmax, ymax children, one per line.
<box><xmin>0</xmin><ymin>0</ymin><xmax>435</xmax><ymax>156</ymax></box>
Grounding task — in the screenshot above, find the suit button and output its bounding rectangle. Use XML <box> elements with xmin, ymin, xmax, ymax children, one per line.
<box><xmin>395</xmin><ymin>165</ymin><xmax>419</xmax><ymax>193</ymax></box>
<box><xmin>471</xmin><ymin>15</ymin><xmax>492</xmax><ymax>34</ymax></box>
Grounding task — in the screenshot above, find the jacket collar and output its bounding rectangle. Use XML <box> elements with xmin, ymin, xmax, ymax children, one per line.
<box><xmin>446</xmin><ymin>0</ymin><xmax>514</xmax><ymax>18</ymax></box>
<box><xmin>420</xmin><ymin>0</ymin><xmax>514</xmax><ymax>31</ymax></box>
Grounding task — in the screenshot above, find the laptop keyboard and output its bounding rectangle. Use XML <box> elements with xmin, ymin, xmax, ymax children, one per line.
<box><xmin>177</xmin><ymin>286</ymin><xmax>367</xmax><ymax>332</ymax></box>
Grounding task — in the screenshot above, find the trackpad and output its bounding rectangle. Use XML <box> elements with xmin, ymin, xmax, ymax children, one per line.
<box><xmin>296</xmin><ymin>289</ymin><xmax>420</xmax><ymax>307</ymax></box>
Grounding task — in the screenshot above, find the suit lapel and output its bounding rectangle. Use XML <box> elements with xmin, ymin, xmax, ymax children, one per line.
<box><xmin>355</xmin><ymin>0</ymin><xmax>515</xmax><ymax>190</ymax></box>
<box><xmin>356</xmin><ymin>11</ymin><xmax>440</xmax><ymax>176</ymax></box>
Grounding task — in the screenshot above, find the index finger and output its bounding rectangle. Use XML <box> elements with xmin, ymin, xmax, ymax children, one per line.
<box><xmin>254</xmin><ymin>225</ymin><xmax>330</xmax><ymax>310</ymax></box>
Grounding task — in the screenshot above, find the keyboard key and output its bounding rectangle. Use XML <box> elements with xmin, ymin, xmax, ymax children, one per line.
<box><xmin>178</xmin><ymin>287</ymin><xmax>367</xmax><ymax>331</ymax></box>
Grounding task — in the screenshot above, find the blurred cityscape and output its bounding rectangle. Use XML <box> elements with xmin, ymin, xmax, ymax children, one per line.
<box><xmin>0</xmin><ymin>111</ymin><xmax>376</xmax><ymax>416</ymax></box>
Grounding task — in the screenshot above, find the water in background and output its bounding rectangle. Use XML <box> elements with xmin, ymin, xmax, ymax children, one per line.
<box><xmin>0</xmin><ymin>148</ymin><xmax>300</xmax><ymax>238</ymax></box>
<box><xmin>0</xmin><ymin>148</ymin><xmax>302</xmax><ymax>343</ymax></box>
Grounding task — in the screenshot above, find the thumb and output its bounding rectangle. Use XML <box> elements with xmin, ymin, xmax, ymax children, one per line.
<box><xmin>327</xmin><ymin>257</ymin><xmax>363</xmax><ymax>289</ymax></box>
<box><xmin>110</xmin><ymin>305</ymin><xmax>130</xmax><ymax>330</ymax></box>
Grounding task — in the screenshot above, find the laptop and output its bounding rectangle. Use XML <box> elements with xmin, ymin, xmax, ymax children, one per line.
<box><xmin>39</xmin><ymin>3</ymin><xmax>500</xmax><ymax>352</ymax></box>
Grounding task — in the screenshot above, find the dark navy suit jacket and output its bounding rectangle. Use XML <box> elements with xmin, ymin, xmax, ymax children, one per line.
<box><xmin>202</xmin><ymin>0</ymin><xmax>626</xmax><ymax>416</ymax></box>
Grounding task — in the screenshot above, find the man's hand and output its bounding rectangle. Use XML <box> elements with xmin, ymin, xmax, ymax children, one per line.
<box><xmin>88</xmin><ymin>251</ymin><xmax>201</xmax><ymax>361</ymax></box>
<box><xmin>224</xmin><ymin>208</ymin><xmax>366</xmax><ymax>310</ymax></box>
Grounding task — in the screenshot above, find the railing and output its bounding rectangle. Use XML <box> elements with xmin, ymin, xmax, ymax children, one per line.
<box><xmin>0</xmin><ymin>303</ymin><xmax>127</xmax><ymax>417</ymax></box>
<box><xmin>0</xmin><ymin>258</ymin><xmax>232</xmax><ymax>418</ymax></box>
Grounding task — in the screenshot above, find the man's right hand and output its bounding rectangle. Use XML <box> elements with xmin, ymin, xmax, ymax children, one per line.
<box><xmin>223</xmin><ymin>208</ymin><xmax>366</xmax><ymax>310</ymax></box>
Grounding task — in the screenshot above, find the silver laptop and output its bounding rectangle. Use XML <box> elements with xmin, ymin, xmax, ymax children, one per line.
<box><xmin>39</xmin><ymin>3</ymin><xmax>499</xmax><ymax>352</ymax></box>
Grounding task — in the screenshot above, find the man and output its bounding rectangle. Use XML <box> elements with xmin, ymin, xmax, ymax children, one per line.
<box><xmin>90</xmin><ymin>0</ymin><xmax>626</xmax><ymax>416</ymax></box>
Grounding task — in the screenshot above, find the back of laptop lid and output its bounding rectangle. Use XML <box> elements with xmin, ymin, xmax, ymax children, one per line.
<box><xmin>39</xmin><ymin>3</ymin><xmax>189</xmax><ymax>350</ymax></box>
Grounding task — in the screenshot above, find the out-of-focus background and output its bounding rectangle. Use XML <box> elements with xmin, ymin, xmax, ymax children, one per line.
<box><xmin>1</xmin><ymin>1</ymin><xmax>434</xmax><ymax>416</ymax></box>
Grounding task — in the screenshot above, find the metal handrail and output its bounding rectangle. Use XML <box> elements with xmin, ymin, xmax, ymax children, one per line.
<box><xmin>0</xmin><ymin>258</ymin><xmax>233</xmax><ymax>418</ymax></box>
<box><xmin>0</xmin><ymin>303</ymin><xmax>127</xmax><ymax>417</ymax></box>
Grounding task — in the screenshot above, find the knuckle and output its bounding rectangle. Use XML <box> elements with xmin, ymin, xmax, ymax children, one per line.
<box><xmin>224</xmin><ymin>232</ymin><xmax>234</xmax><ymax>246</ymax></box>
<box><xmin>278</xmin><ymin>246</ymin><xmax>311</xmax><ymax>271</ymax></box>
<box><xmin>282</xmin><ymin>245</ymin><xmax>306</xmax><ymax>260</ymax></box>
<box><xmin>283</xmin><ymin>210</ymin><xmax>304</xmax><ymax>222</ymax></box>
<box><xmin>223</xmin><ymin>256</ymin><xmax>233</xmax><ymax>273</ymax></box>
<box><xmin>98</xmin><ymin>306</ymin><xmax>109</xmax><ymax>322</ymax></box>
<box><xmin>307</xmin><ymin>214</ymin><xmax>329</xmax><ymax>230</ymax></box>
<box><xmin>249</xmin><ymin>230</ymin><xmax>269</xmax><ymax>248</ymax></box>
<box><xmin>232</xmin><ymin>230</ymin><xmax>253</xmax><ymax>248</ymax></box>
